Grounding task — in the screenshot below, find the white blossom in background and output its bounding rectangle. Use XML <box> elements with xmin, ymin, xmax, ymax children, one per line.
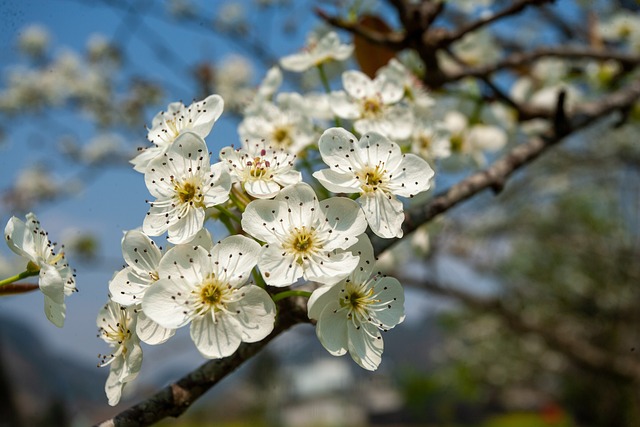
<box><xmin>4</xmin><ymin>213</ymin><xmax>76</xmax><ymax>327</ymax></box>
<box><xmin>219</xmin><ymin>139</ymin><xmax>301</xmax><ymax>199</ymax></box>
<box><xmin>142</xmin><ymin>235</ymin><xmax>276</xmax><ymax>359</ymax></box>
<box><xmin>18</xmin><ymin>24</ymin><xmax>50</xmax><ymax>58</ymax></box>
<box><xmin>143</xmin><ymin>132</ymin><xmax>231</xmax><ymax>245</ymax></box>
<box><xmin>598</xmin><ymin>12</ymin><xmax>640</xmax><ymax>52</ymax></box>
<box><xmin>443</xmin><ymin>111</ymin><xmax>507</xmax><ymax>166</ymax></box>
<box><xmin>244</xmin><ymin>65</ymin><xmax>282</xmax><ymax>115</ymax></box>
<box><xmin>280</xmin><ymin>31</ymin><xmax>353</xmax><ymax>72</ymax></box>
<box><xmin>378</xmin><ymin>59</ymin><xmax>434</xmax><ymax>114</ymax></box>
<box><xmin>131</xmin><ymin>94</ymin><xmax>224</xmax><ymax>172</ymax></box>
<box><xmin>97</xmin><ymin>300</ymin><xmax>143</xmax><ymax>406</ymax></box>
<box><xmin>409</xmin><ymin>118</ymin><xmax>452</xmax><ymax>162</ymax></box>
<box><xmin>241</xmin><ymin>183</ymin><xmax>367</xmax><ymax>287</ymax></box>
<box><xmin>308</xmin><ymin>235</ymin><xmax>405</xmax><ymax>371</ymax></box>
<box><xmin>238</xmin><ymin>101</ymin><xmax>316</xmax><ymax>155</ymax></box>
<box><xmin>81</xmin><ymin>133</ymin><xmax>128</xmax><ymax>164</ymax></box>
<box><xmin>330</xmin><ymin>70</ymin><xmax>414</xmax><ymax>140</ymax></box>
<box><xmin>313</xmin><ymin>128</ymin><xmax>434</xmax><ymax>239</ymax></box>
<box><xmin>215</xmin><ymin>55</ymin><xmax>256</xmax><ymax>113</ymax></box>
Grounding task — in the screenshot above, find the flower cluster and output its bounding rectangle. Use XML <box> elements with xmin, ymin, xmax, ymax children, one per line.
<box><xmin>2</xmin><ymin>29</ymin><xmax>513</xmax><ymax>407</ymax></box>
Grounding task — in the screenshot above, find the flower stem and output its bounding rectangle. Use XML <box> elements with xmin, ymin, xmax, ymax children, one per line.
<box><xmin>272</xmin><ymin>290</ymin><xmax>312</xmax><ymax>303</ymax></box>
<box><xmin>229</xmin><ymin>186</ymin><xmax>250</xmax><ymax>213</ymax></box>
<box><xmin>0</xmin><ymin>269</ymin><xmax>39</xmax><ymax>287</ymax></box>
<box><xmin>317</xmin><ymin>63</ymin><xmax>343</xmax><ymax>128</ymax></box>
<box><xmin>214</xmin><ymin>204</ymin><xmax>241</xmax><ymax>224</ymax></box>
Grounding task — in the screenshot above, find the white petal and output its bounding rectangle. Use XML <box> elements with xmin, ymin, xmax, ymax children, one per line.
<box><xmin>226</xmin><ymin>285</ymin><xmax>276</xmax><ymax>343</ymax></box>
<box><xmin>105</xmin><ymin>363</ymin><xmax>125</xmax><ymax>406</ymax></box>
<box><xmin>280</xmin><ymin>52</ymin><xmax>313</xmax><ymax>72</ymax></box>
<box><xmin>359</xmin><ymin>191</ymin><xmax>405</xmax><ymax>239</ymax></box>
<box><xmin>122</xmin><ymin>230</ymin><xmax>162</xmax><ymax>274</ymax></box>
<box><xmin>329</xmin><ymin>91</ymin><xmax>361</xmax><ymax>119</ymax></box>
<box><xmin>387</xmin><ymin>153</ymin><xmax>434</xmax><ymax>198</ymax></box>
<box><xmin>130</xmin><ymin>145</ymin><xmax>165</xmax><ymax>174</ymax></box>
<box><xmin>4</xmin><ymin>215</ymin><xmax>36</xmax><ymax>261</ymax></box>
<box><xmin>343</xmin><ymin>70</ymin><xmax>375</xmax><ymax>100</ymax></box>
<box><xmin>244</xmin><ymin>179</ymin><xmax>282</xmax><ymax>199</ymax></box>
<box><xmin>43</xmin><ymin>295</ymin><xmax>65</xmax><ymax>328</ymax></box>
<box><xmin>307</xmin><ymin>283</ymin><xmax>337</xmax><ymax>321</ymax></box>
<box><xmin>136</xmin><ymin>310</ymin><xmax>175</xmax><ymax>345</ymax></box>
<box><xmin>202</xmin><ymin>162</ymin><xmax>231</xmax><ymax>206</ymax></box>
<box><xmin>318</xmin><ymin>197</ymin><xmax>367</xmax><ymax>251</ymax></box>
<box><xmin>317</xmin><ymin>127</ymin><xmax>360</xmax><ymax>174</ymax></box>
<box><xmin>371</xmin><ymin>276</ymin><xmax>405</xmax><ymax>329</ymax></box>
<box><xmin>188</xmin><ymin>94</ymin><xmax>224</xmax><ymax>138</ymax></box>
<box><xmin>315</xmin><ymin>298</ymin><xmax>349</xmax><ymax>356</ymax></box>
<box><xmin>191</xmin><ymin>313</ymin><xmax>242</xmax><ymax>358</ymax></box>
<box><xmin>167</xmin><ymin>206</ymin><xmax>205</xmax><ymax>244</ymax></box>
<box><xmin>273</xmin><ymin>169</ymin><xmax>302</xmax><ymax>187</ymax></box>
<box><xmin>38</xmin><ymin>264</ymin><xmax>65</xmax><ymax>303</ymax></box>
<box><xmin>312</xmin><ymin>169</ymin><xmax>360</xmax><ymax>194</ymax></box>
<box><xmin>275</xmin><ymin>183</ymin><xmax>319</xmax><ymax>229</ymax></box>
<box><xmin>303</xmin><ymin>251</ymin><xmax>360</xmax><ymax>285</ymax></box>
<box><xmin>241</xmin><ymin>198</ymin><xmax>284</xmax><ymax>244</ymax></box>
<box><xmin>109</xmin><ymin>268</ymin><xmax>149</xmax><ymax>306</ymax></box>
<box><xmin>348</xmin><ymin>235</ymin><xmax>376</xmax><ymax>283</ymax></box>
<box><xmin>209</xmin><ymin>235</ymin><xmax>261</xmax><ymax>286</ymax></box>
<box><xmin>142</xmin><ymin>278</ymin><xmax>195</xmax><ymax>329</ymax></box>
<box><xmin>142</xmin><ymin>201</ymin><xmax>174</xmax><ymax>237</ymax></box>
<box><xmin>355</xmin><ymin>132</ymin><xmax>403</xmax><ymax>173</ymax></box>
<box><xmin>258</xmin><ymin>247</ymin><xmax>303</xmax><ymax>287</ymax></box>
<box><xmin>347</xmin><ymin>321</ymin><xmax>383</xmax><ymax>371</ymax></box>
<box><xmin>375</xmin><ymin>74</ymin><xmax>404</xmax><ymax>105</ymax></box>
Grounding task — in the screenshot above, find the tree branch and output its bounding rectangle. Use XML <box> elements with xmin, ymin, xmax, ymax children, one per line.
<box><xmin>372</xmin><ymin>76</ymin><xmax>640</xmax><ymax>255</ymax></box>
<box><xmin>440</xmin><ymin>0</ymin><xmax>555</xmax><ymax>46</ymax></box>
<box><xmin>315</xmin><ymin>8</ymin><xmax>407</xmax><ymax>51</ymax></box>
<box><xmin>400</xmin><ymin>276</ymin><xmax>640</xmax><ymax>382</ymax></box>
<box><xmin>94</xmin><ymin>298</ymin><xmax>310</xmax><ymax>427</ymax></box>
<box><xmin>445</xmin><ymin>46</ymin><xmax>640</xmax><ymax>83</ymax></box>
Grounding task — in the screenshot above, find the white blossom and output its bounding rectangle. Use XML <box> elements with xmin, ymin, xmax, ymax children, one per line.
<box><xmin>4</xmin><ymin>213</ymin><xmax>76</xmax><ymax>327</ymax></box>
<box><xmin>132</xmin><ymin>94</ymin><xmax>224</xmax><ymax>172</ymax></box>
<box><xmin>241</xmin><ymin>182</ymin><xmax>367</xmax><ymax>287</ymax></box>
<box><xmin>280</xmin><ymin>31</ymin><xmax>353</xmax><ymax>72</ymax></box>
<box><xmin>143</xmin><ymin>132</ymin><xmax>231</xmax><ymax>245</ymax></box>
<box><xmin>308</xmin><ymin>235</ymin><xmax>405</xmax><ymax>371</ymax></box>
<box><xmin>443</xmin><ymin>111</ymin><xmax>507</xmax><ymax>166</ymax></box>
<box><xmin>142</xmin><ymin>235</ymin><xmax>276</xmax><ymax>359</ymax></box>
<box><xmin>97</xmin><ymin>300</ymin><xmax>143</xmax><ymax>406</ymax></box>
<box><xmin>238</xmin><ymin>101</ymin><xmax>316</xmax><ymax>155</ymax></box>
<box><xmin>219</xmin><ymin>139</ymin><xmax>301</xmax><ymax>199</ymax></box>
<box><xmin>313</xmin><ymin>128</ymin><xmax>434</xmax><ymax>238</ymax></box>
<box><xmin>330</xmin><ymin>70</ymin><xmax>413</xmax><ymax>140</ymax></box>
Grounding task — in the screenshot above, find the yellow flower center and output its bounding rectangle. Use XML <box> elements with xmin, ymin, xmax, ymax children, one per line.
<box><xmin>356</xmin><ymin>164</ymin><xmax>388</xmax><ymax>193</ymax></box>
<box><xmin>273</xmin><ymin>126</ymin><xmax>293</xmax><ymax>147</ymax></box>
<box><xmin>283</xmin><ymin>226</ymin><xmax>321</xmax><ymax>264</ymax></box>
<box><xmin>362</xmin><ymin>96</ymin><xmax>382</xmax><ymax>118</ymax></box>
<box><xmin>174</xmin><ymin>179</ymin><xmax>204</xmax><ymax>207</ymax></box>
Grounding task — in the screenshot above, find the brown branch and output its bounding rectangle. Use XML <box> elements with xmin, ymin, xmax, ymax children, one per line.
<box><xmin>94</xmin><ymin>298</ymin><xmax>310</xmax><ymax>427</ymax></box>
<box><xmin>440</xmin><ymin>0</ymin><xmax>555</xmax><ymax>46</ymax></box>
<box><xmin>401</xmin><ymin>277</ymin><xmax>640</xmax><ymax>382</ymax></box>
<box><xmin>315</xmin><ymin>8</ymin><xmax>407</xmax><ymax>51</ymax></box>
<box><xmin>446</xmin><ymin>46</ymin><xmax>640</xmax><ymax>83</ymax></box>
<box><xmin>0</xmin><ymin>283</ymin><xmax>39</xmax><ymax>296</ymax></box>
<box><xmin>372</xmin><ymin>76</ymin><xmax>640</xmax><ymax>255</ymax></box>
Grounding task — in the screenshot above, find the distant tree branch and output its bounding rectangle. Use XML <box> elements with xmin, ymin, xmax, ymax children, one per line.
<box><xmin>445</xmin><ymin>47</ymin><xmax>640</xmax><ymax>83</ymax></box>
<box><xmin>400</xmin><ymin>276</ymin><xmax>640</xmax><ymax>382</ymax></box>
<box><xmin>440</xmin><ymin>0</ymin><xmax>555</xmax><ymax>46</ymax></box>
<box><xmin>372</xmin><ymin>76</ymin><xmax>640</xmax><ymax>255</ymax></box>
